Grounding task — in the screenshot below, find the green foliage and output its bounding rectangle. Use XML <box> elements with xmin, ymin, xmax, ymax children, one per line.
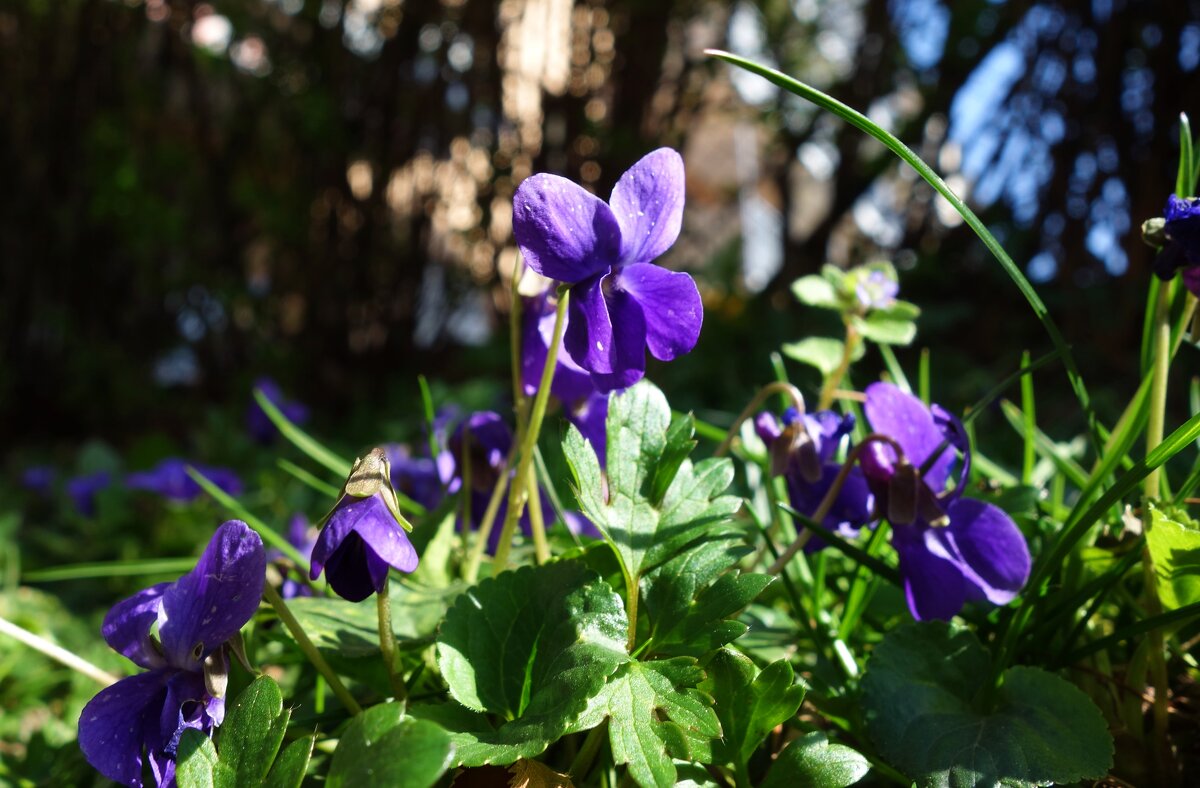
<box><xmin>432</xmin><ymin>561</ymin><xmax>629</xmax><ymax>765</ymax></box>
<box><xmin>281</xmin><ymin>583</ymin><xmax>455</xmax><ymax>656</ymax></box>
<box><xmin>782</xmin><ymin>337</ymin><xmax>863</xmax><ymax>376</ymax></box>
<box><xmin>563</xmin><ymin>381</ymin><xmax>742</xmax><ymax>594</ymax></box>
<box><xmin>1146</xmin><ymin>506</ymin><xmax>1200</xmax><ymax>609</ymax></box>
<box><xmin>327</xmin><ymin>704</ymin><xmax>453</xmax><ymax>788</ymax></box>
<box><xmin>700</xmin><ymin>649</ymin><xmax>806</xmax><ymax>768</ymax></box>
<box><xmin>861</xmin><ymin>623</ymin><xmax>1113</xmax><ymax>787</ymax></box>
<box><xmin>176</xmin><ymin>677</ymin><xmax>312</xmax><ymax>788</ymax></box>
<box><xmin>760</xmin><ymin>733</ymin><xmax>870</xmax><ymax>788</ymax></box>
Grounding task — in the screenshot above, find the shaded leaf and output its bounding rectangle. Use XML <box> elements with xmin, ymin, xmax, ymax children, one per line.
<box><xmin>327</xmin><ymin>704</ymin><xmax>453</xmax><ymax>788</ymax></box>
<box><xmin>861</xmin><ymin>622</ymin><xmax>1112</xmax><ymax>787</ymax></box>
<box><xmin>761</xmin><ymin>732</ymin><xmax>870</xmax><ymax>788</ymax></box>
<box><xmin>433</xmin><ymin>561</ymin><xmax>628</xmax><ymax>765</ymax></box>
<box><xmin>701</xmin><ymin>649</ymin><xmax>806</xmax><ymax>767</ymax></box>
<box><xmin>283</xmin><ymin>582</ymin><xmax>457</xmax><ymax>656</ymax></box>
<box><xmin>176</xmin><ymin>729</ymin><xmax>234</xmax><ymax>788</ymax></box>
<box><xmin>217</xmin><ymin>675</ymin><xmax>289</xmax><ymax>786</ymax></box>
<box><xmin>262</xmin><ymin>736</ymin><xmax>314</xmax><ymax>788</ymax></box>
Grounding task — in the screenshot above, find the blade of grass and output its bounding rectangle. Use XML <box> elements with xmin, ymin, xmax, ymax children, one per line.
<box><xmin>1179</xmin><ymin>112</ymin><xmax>1195</xmax><ymax>198</ymax></box>
<box><xmin>418</xmin><ymin>374</ymin><xmax>440</xmax><ymax>461</ymax></box>
<box><xmin>1021</xmin><ymin>351</ymin><xmax>1036</xmax><ymax>484</ymax></box>
<box><xmin>918</xmin><ymin>348</ymin><xmax>931</xmax><ymax>405</ymax></box>
<box><xmin>22</xmin><ymin>558</ymin><xmax>197</xmax><ymax>582</ymax></box>
<box><xmin>777</xmin><ymin>502</ymin><xmax>901</xmax><ymax>586</ymax></box>
<box><xmin>277</xmin><ymin>458</ymin><xmax>341</xmax><ymax>498</ymax></box>
<box><xmin>999</xmin><ymin>400</ymin><xmax>1087</xmax><ymax>488</ymax></box>
<box><xmin>1060</xmin><ymin>600</ymin><xmax>1200</xmax><ymax>664</ymax></box>
<box><xmin>877</xmin><ymin>344</ymin><xmax>910</xmax><ymax>394</ymax></box>
<box><xmin>254</xmin><ymin>388</ymin><xmax>351</xmax><ymax>478</ymax></box>
<box><xmin>707</xmin><ymin>49</ymin><xmax>1102</xmax><ymax>453</ymax></box>
<box><xmin>961</xmin><ymin>348</ymin><xmax>1062</xmax><ymax>425</ymax></box>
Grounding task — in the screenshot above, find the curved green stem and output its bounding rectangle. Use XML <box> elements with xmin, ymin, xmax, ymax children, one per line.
<box><xmin>0</xmin><ymin>615</ymin><xmax>117</xmax><ymax>687</ymax></box>
<box><xmin>492</xmin><ymin>288</ymin><xmax>569</xmax><ymax>576</ymax></box>
<box><xmin>263</xmin><ymin>584</ymin><xmax>362</xmax><ymax>715</ymax></box>
<box><xmin>714</xmin><ymin>381</ymin><xmax>807</xmax><ymax>457</ymax></box>
<box><xmin>376</xmin><ymin>577</ymin><xmax>407</xmax><ymax>704</ymax></box>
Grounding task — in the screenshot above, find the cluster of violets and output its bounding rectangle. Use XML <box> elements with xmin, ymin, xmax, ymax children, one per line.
<box><xmin>74</xmin><ymin>149</ymin><xmax>1047</xmax><ymax>785</ymax></box>
<box><xmin>756</xmin><ymin>382</ymin><xmax>1031</xmax><ymax>621</ymax></box>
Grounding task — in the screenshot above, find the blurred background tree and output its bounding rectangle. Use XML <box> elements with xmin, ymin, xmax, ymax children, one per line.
<box><xmin>3</xmin><ymin>0</ymin><xmax>1199</xmax><ymax>451</ymax></box>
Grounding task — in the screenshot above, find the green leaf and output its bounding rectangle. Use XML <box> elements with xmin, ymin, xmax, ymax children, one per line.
<box><xmin>761</xmin><ymin>732</ymin><xmax>870</xmax><ymax>788</ymax></box>
<box><xmin>433</xmin><ymin>561</ymin><xmax>629</xmax><ymax>765</ymax></box>
<box><xmin>282</xmin><ymin>582</ymin><xmax>457</xmax><ymax>656</ymax></box>
<box><xmin>781</xmin><ymin>337</ymin><xmax>864</xmax><ymax>375</ymax></box>
<box><xmin>217</xmin><ymin>676</ymin><xmax>290</xmax><ymax>786</ymax></box>
<box><xmin>853</xmin><ymin>312</ymin><xmax>917</xmax><ymax>345</ymax></box>
<box><xmin>327</xmin><ymin>704</ymin><xmax>454</xmax><ymax>788</ymax></box>
<box><xmin>651</xmin><ymin>414</ymin><xmax>698</xmax><ymax>506</ymax></box>
<box><xmin>563</xmin><ymin>381</ymin><xmax>741</xmax><ymax>590</ymax></box>
<box><xmin>1146</xmin><ymin>506</ymin><xmax>1200</xmax><ymax>609</ymax></box>
<box><xmin>262</xmin><ymin>737</ymin><xmax>314</xmax><ymax>788</ymax></box>
<box><xmin>791</xmin><ymin>275</ymin><xmax>840</xmax><ymax>309</ymax></box>
<box><xmin>701</xmin><ymin>649</ymin><xmax>806</xmax><ymax>768</ymax></box>
<box><xmin>861</xmin><ymin>622</ymin><xmax>1113</xmax><ymax>787</ymax></box>
<box><xmin>176</xmin><ymin>729</ymin><xmax>235</xmax><ymax>788</ymax></box>
<box><xmin>578</xmin><ymin>659</ymin><xmax>721</xmax><ymax>788</ymax></box>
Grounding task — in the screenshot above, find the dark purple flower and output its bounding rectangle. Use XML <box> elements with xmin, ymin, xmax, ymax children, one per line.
<box><xmin>126</xmin><ymin>458</ymin><xmax>242</xmax><ymax>503</ymax></box>
<box><xmin>67</xmin><ymin>471</ymin><xmax>113</xmax><ymax>517</ymax></box>
<box><xmin>862</xmin><ymin>382</ymin><xmax>1030</xmax><ymax>621</ymax></box>
<box><xmin>383</xmin><ymin>444</ymin><xmax>444</xmax><ymax>511</ymax></box>
<box><xmin>311</xmin><ymin>449</ymin><xmax>419</xmax><ymax>602</ymax></box>
<box><xmin>21</xmin><ymin>465</ymin><xmax>56</xmax><ymax>497</ymax></box>
<box><xmin>756</xmin><ymin>409</ymin><xmax>874</xmax><ymax>548</ymax></box>
<box><xmin>521</xmin><ymin>293</ymin><xmax>615</xmax><ymax>459</ymax></box>
<box><xmin>78</xmin><ymin>521</ymin><xmax>265</xmax><ymax>787</ymax></box>
<box><xmin>512</xmin><ymin>148</ymin><xmax>702</xmax><ymax>391</ymax></box>
<box><xmin>1152</xmin><ymin>195</ymin><xmax>1200</xmax><ymax>296</ymax></box>
<box><xmin>246</xmin><ymin>377</ymin><xmax>310</xmax><ymax>444</ymax></box>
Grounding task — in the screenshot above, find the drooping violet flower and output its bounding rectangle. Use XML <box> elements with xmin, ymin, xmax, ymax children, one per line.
<box><xmin>21</xmin><ymin>465</ymin><xmax>56</xmax><ymax>497</ymax></box>
<box><xmin>383</xmin><ymin>443</ymin><xmax>444</xmax><ymax>511</ymax></box>
<box><xmin>67</xmin><ymin>471</ymin><xmax>113</xmax><ymax>517</ymax></box>
<box><xmin>311</xmin><ymin>448</ymin><xmax>418</xmax><ymax>602</ymax></box>
<box><xmin>78</xmin><ymin>521</ymin><xmax>265</xmax><ymax>787</ymax></box>
<box><xmin>246</xmin><ymin>377</ymin><xmax>310</xmax><ymax>444</ymax></box>
<box><xmin>755</xmin><ymin>409</ymin><xmax>873</xmax><ymax>548</ymax></box>
<box><xmin>269</xmin><ymin>513</ymin><xmax>317</xmax><ymax>599</ymax></box>
<box><xmin>126</xmin><ymin>458</ymin><xmax>242</xmax><ymax>503</ymax></box>
<box><xmin>438</xmin><ymin>411</ymin><xmax>599</xmax><ymax>550</ymax></box>
<box><xmin>521</xmin><ymin>292</ymin><xmax>615</xmax><ymax>458</ymax></box>
<box><xmin>513</xmin><ymin>148</ymin><xmax>702</xmax><ymax>391</ymax></box>
<box><xmin>861</xmin><ymin>382</ymin><xmax>1030</xmax><ymax>621</ymax></box>
<box><xmin>1151</xmin><ymin>195</ymin><xmax>1200</xmax><ymax>296</ymax></box>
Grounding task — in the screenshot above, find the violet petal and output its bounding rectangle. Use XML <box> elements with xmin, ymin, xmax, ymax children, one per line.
<box><xmin>608</xmin><ymin>148</ymin><xmax>686</xmax><ymax>265</ymax></box>
<box><xmin>616</xmin><ymin>263</ymin><xmax>702</xmax><ymax>362</ymax></box>
<box><xmin>512</xmin><ymin>173</ymin><xmax>621</xmax><ymax>283</ymax></box>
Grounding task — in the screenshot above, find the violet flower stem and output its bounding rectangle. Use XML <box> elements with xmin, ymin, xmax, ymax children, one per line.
<box><xmin>818</xmin><ymin>318</ymin><xmax>860</xmax><ymax>411</ymax></box>
<box><xmin>509</xmin><ymin>258</ymin><xmax>529</xmax><ymax>437</ymax></box>
<box><xmin>714</xmin><ymin>381</ymin><xmax>807</xmax><ymax>457</ymax></box>
<box><xmin>526</xmin><ymin>468</ymin><xmax>550</xmax><ymax>564</ymax></box>
<box><xmin>492</xmin><ymin>288</ymin><xmax>570</xmax><ymax>576</ymax></box>
<box><xmin>376</xmin><ymin>577</ymin><xmax>407</xmax><ymax>704</ymax></box>
<box><xmin>462</xmin><ymin>447</ymin><xmax>515</xmax><ymax>584</ymax></box>
<box><xmin>0</xmin><ymin>615</ymin><xmax>117</xmax><ymax>687</ymax></box>
<box><xmin>1143</xmin><ymin>280</ymin><xmax>1173</xmax><ymax>778</ymax></box>
<box><xmin>263</xmin><ymin>584</ymin><xmax>362</xmax><ymax>715</ymax></box>
<box><xmin>767</xmin><ymin>435</ymin><xmax>902</xmax><ymax>576</ymax></box>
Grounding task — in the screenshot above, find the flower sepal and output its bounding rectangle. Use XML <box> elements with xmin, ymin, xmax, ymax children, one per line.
<box><xmin>329</xmin><ymin>448</ymin><xmax>414</xmax><ymax>534</ymax></box>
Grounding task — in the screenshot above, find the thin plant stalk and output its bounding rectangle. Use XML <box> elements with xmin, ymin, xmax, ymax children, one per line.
<box><xmin>818</xmin><ymin>318</ymin><xmax>860</xmax><ymax>410</ymax></box>
<box><xmin>376</xmin><ymin>577</ymin><xmax>407</xmax><ymax>704</ymax></box>
<box><xmin>492</xmin><ymin>288</ymin><xmax>570</xmax><ymax>576</ymax></box>
<box><xmin>0</xmin><ymin>615</ymin><xmax>118</xmax><ymax>687</ymax></box>
<box><xmin>714</xmin><ymin>381</ymin><xmax>807</xmax><ymax>457</ymax></box>
<box><xmin>263</xmin><ymin>584</ymin><xmax>362</xmax><ymax>715</ymax></box>
<box><xmin>526</xmin><ymin>469</ymin><xmax>551</xmax><ymax>564</ymax></box>
<box><xmin>462</xmin><ymin>448</ymin><xmax>515</xmax><ymax>583</ymax></box>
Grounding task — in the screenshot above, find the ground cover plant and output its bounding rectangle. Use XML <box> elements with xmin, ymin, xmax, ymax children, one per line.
<box><xmin>6</xmin><ymin>47</ymin><xmax>1200</xmax><ymax>788</ymax></box>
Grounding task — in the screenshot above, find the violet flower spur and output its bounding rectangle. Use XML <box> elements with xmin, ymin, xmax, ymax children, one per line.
<box><xmin>512</xmin><ymin>148</ymin><xmax>703</xmax><ymax>391</ymax></box>
<box><xmin>755</xmin><ymin>408</ymin><xmax>873</xmax><ymax>548</ymax></box>
<box><xmin>78</xmin><ymin>521</ymin><xmax>265</xmax><ymax>787</ymax></box>
<box><xmin>521</xmin><ymin>292</ymin><xmax>614</xmax><ymax>458</ymax></box>
<box><xmin>861</xmin><ymin>382</ymin><xmax>1031</xmax><ymax>621</ymax></box>
<box><xmin>310</xmin><ymin>448</ymin><xmax>419</xmax><ymax>603</ymax></box>
<box><xmin>1151</xmin><ymin>194</ymin><xmax>1200</xmax><ymax>296</ymax></box>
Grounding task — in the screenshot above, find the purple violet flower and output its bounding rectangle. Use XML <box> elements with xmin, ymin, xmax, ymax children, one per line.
<box><xmin>756</xmin><ymin>409</ymin><xmax>874</xmax><ymax>548</ymax></box>
<box><xmin>861</xmin><ymin>382</ymin><xmax>1030</xmax><ymax>621</ymax></box>
<box><xmin>383</xmin><ymin>443</ymin><xmax>444</xmax><ymax>512</ymax></box>
<box><xmin>246</xmin><ymin>377</ymin><xmax>310</xmax><ymax>444</ymax></box>
<box><xmin>21</xmin><ymin>465</ymin><xmax>56</xmax><ymax>497</ymax></box>
<box><xmin>126</xmin><ymin>459</ymin><xmax>243</xmax><ymax>503</ymax></box>
<box><xmin>310</xmin><ymin>448</ymin><xmax>419</xmax><ymax>602</ymax></box>
<box><xmin>512</xmin><ymin>148</ymin><xmax>703</xmax><ymax>391</ymax></box>
<box><xmin>521</xmin><ymin>293</ymin><xmax>615</xmax><ymax>458</ymax></box>
<box><xmin>1152</xmin><ymin>195</ymin><xmax>1200</xmax><ymax>295</ymax></box>
<box><xmin>67</xmin><ymin>471</ymin><xmax>113</xmax><ymax>517</ymax></box>
<box><xmin>78</xmin><ymin>521</ymin><xmax>265</xmax><ymax>787</ymax></box>
<box><xmin>269</xmin><ymin>514</ymin><xmax>317</xmax><ymax>599</ymax></box>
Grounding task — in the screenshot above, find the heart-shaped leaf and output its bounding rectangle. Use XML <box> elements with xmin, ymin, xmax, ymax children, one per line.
<box><xmin>861</xmin><ymin>622</ymin><xmax>1113</xmax><ymax>787</ymax></box>
<box><xmin>433</xmin><ymin>560</ymin><xmax>629</xmax><ymax>765</ymax></box>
